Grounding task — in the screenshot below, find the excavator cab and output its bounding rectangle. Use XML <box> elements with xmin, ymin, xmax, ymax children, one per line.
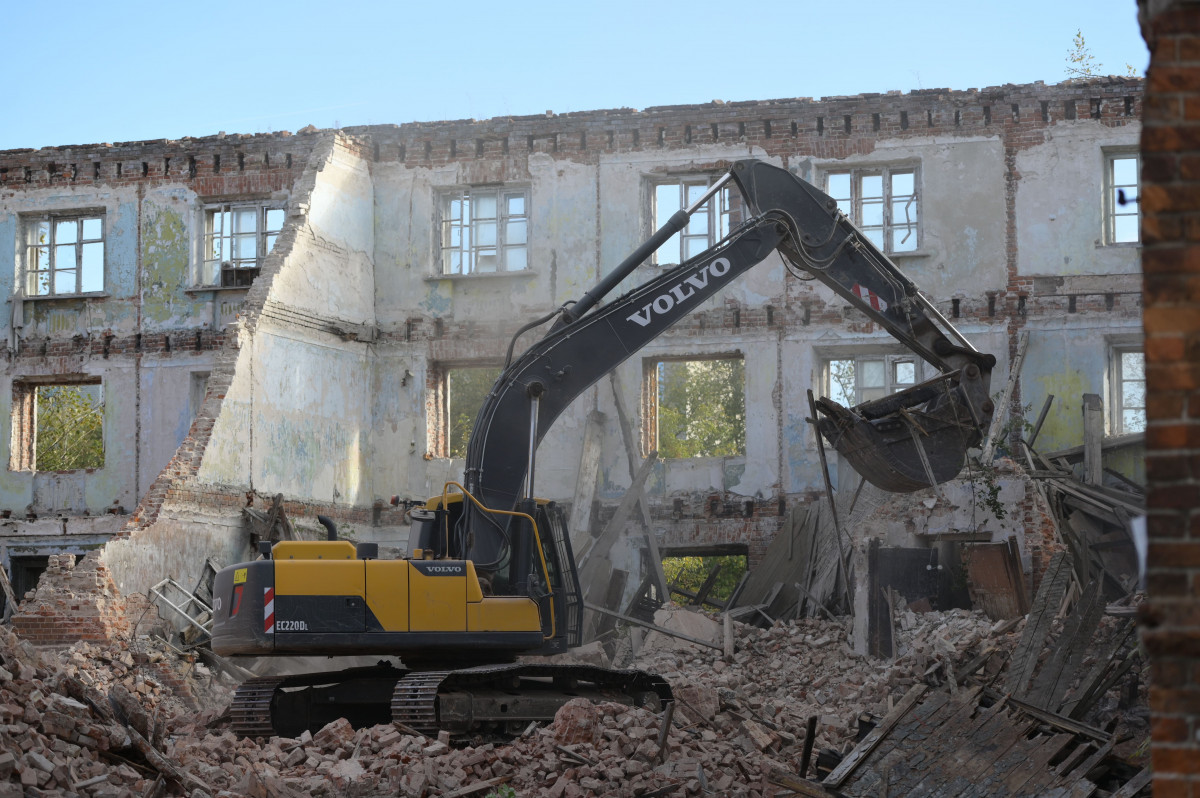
<box><xmin>409</xmin><ymin>494</ymin><xmax>583</xmax><ymax>653</ymax></box>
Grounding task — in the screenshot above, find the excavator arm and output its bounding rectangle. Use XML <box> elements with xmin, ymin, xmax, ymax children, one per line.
<box><xmin>459</xmin><ymin>159</ymin><xmax>995</xmax><ymax>570</ymax></box>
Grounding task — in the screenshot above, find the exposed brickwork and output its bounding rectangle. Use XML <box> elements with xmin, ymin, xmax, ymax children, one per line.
<box><xmin>1138</xmin><ymin>1</ymin><xmax>1200</xmax><ymax>793</ymax></box>
<box><xmin>10</xmin><ymin>553</ymin><xmax>131</xmax><ymax>644</ymax></box>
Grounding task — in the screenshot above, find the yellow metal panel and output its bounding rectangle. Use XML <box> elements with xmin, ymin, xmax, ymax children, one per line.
<box><xmin>467</xmin><ymin>598</ymin><xmax>541</xmax><ymax>633</ymax></box>
<box><xmin>276</xmin><ymin>561</ymin><xmax>364</xmax><ymax>596</ymax></box>
<box><xmin>464</xmin><ymin>562</ymin><xmax>484</xmax><ymax>604</ymax></box>
<box><xmin>272</xmin><ymin>540</ymin><xmax>358</xmax><ymax>560</ymax></box>
<box><xmin>365</xmin><ymin>561</ymin><xmax>410</xmax><ymax>632</ymax></box>
<box><xmin>408</xmin><ymin>569</ymin><xmax>466</xmax><ymax>632</ymax></box>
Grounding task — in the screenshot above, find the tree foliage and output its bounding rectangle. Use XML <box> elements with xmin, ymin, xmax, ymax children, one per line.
<box><xmin>1066</xmin><ymin>29</ymin><xmax>1140</xmax><ymax>79</ymax></box>
<box><xmin>657</xmin><ymin>359</ymin><xmax>745</xmax><ymax>459</ymax></box>
<box><xmin>663</xmin><ymin>555</ymin><xmax>747</xmax><ymax>604</ymax></box>
<box><xmin>448</xmin><ymin>366</ymin><xmax>501</xmax><ymax>458</ymax></box>
<box><xmin>36</xmin><ymin>384</ymin><xmax>104</xmax><ymax>471</ymax></box>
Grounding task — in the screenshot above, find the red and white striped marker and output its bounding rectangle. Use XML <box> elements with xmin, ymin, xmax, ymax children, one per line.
<box><xmin>264</xmin><ymin>587</ymin><xmax>275</xmax><ymax>634</ymax></box>
<box><xmin>852</xmin><ymin>283</ymin><xmax>889</xmax><ymax>312</ymax></box>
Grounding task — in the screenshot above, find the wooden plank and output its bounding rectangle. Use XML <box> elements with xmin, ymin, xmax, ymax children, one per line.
<box><xmin>768</xmin><ymin>769</ymin><xmax>842</xmax><ymax>797</ymax></box>
<box><xmin>1060</xmin><ymin>622</ymin><xmax>1135</xmax><ymax>718</ymax></box>
<box><xmin>823</xmin><ymin>684</ymin><xmax>928</xmax><ymax>788</ymax></box>
<box><xmin>1082</xmin><ymin>394</ymin><xmax>1104</xmax><ymax>485</ymax></box>
<box><xmin>691</xmin><ymin>563</ymin><xmax>723</xmax><ymax>606</ymax></box>
<box><xmin>993</xmin><ymin>732</ymin><xmax>1075</xmax><ymax>797</ymax></box>
<box><xmin>807</xmin><ymin>390</ymin><xmax>851</xmax><ymax>605</ymax></box>
<box><xmin>923</xmin><ymin>710</ymin><xmax>1035</xmax><ymax>798</ymax></box>
<box><xmin>873</xmin><ymin>689</ymin><xmax>992</xmax><ymax>797</ymax></box>
<box><xmin>1026</xmin><ymin>580</ymin><xmax>1105</xmax><ymax>710</ymax></box>
<box><xmin>568</xmin><ymin>410</ymin><xmax>606</xmax><ymax>554</ymax></box>
<box><xmin>1006</xmin><ymin>552</ymin><xmax>1071</xmax><ymax>695</ymax></box>
<box><xmin>1042</xmin><ymin>432</ymin><xmax>1144</xmax><ymax>462</ymax></box>
<box><xmin>983</xmin><ymin>689</ymin><xmax>1111</xmax><ymax>742</ymax></box>
<box><xmin>981</xmin><ymin>331</ymin><xmax>1030</xmax><ymax>463</ymax></box>
<box><xmin>1027</xmin><ymin>394</ymin><xmax>1055</xmax><ymax>449</ymax></box>
<box><xmin>1108</xmin><ymin>767</ymin><xmax>1152</xmax><ymax>798</ymax></box>
<box><xmin>582</xmin><ymin>602</ymin><xmax>722</xmax><ymax>651</ymax></box>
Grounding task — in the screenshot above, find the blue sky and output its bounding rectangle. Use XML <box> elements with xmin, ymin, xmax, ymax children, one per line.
<box><xmin>0</xmin><ymin>0</ymin><xmax>1148</xmax><ymax>151</ymax></box>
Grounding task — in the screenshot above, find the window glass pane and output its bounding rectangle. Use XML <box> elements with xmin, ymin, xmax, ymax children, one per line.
<box><xmin>827</xmin><ymin>173</ymin><xmax>851</xmax><ymax>201</ymax></box>
<box><xmin>54</xmin><ymin>269</ymin><xmax>77</xmax><ymax>294</ymax></box>
<box><xmin>1113</xmin><ymin>215</ymin><xmax>1138</xmax><ymax>243</ymax></box>
<box><xmin>32</xmin><ymin>220</ymin><xmax>50</xmax><ymax>246</ymax></box>
<box><xmin>506</xmin><ymin>194</ymin><xmax>525</xmax><ymax>216</ymax></box>
<box><xmin>861</xmin><ymin>387</ymin><xmax>886</xmax><ymax>402</ymax></box>
<box><xmin>505</xmin><ymin>246</ymin><xmax>527</xmax><ymax>271</ymax></box>
<box><xmin>266</xmin><ymin>209</ymin><xmax>285</xmax><ymax>232</ymax></box>
<box><xmin>1118</xmin><ymin>184</ymin><xmax>1139</xmax><ymax>206</ymax></box>
<box><xmin>202</xmin><ymin>259</ymin><xmax>220</xmax><ymax>285</ymax></box>
<box><xmin>1122</xmin><ymin>379</ymin><xmax>1144</xmax><ymax>408</ymax></box>
<box><xmin>448</xmin><ymin>198</ymin><xmax>462</xmax><ymax>222</ymax></box>
<box><xmin>56</xmin><ymin>244</ymin><xmax>76</xmax><ymax>270</ymax></box>
<box><xmin>1112</xmin><ymin>157</ymin><xmax>1138</xmax><ymax>186</ymax></box>
<box><xmin>894</xmin><ymin>361</ymin><xmax>916</xmax><ymax>385</ymax></box>
<box><xmin>31</xmin><ymin>270</ymin><xmax>50</xmax><ymax>296</ymax></box>
<box><xmin>82</xmin><ymin>217</ymin><xmax>103</xmax><ymax>240</ymax></box>
<box><xmin>81</xmin><ymin>243</ymin><xmax>103</xmax><ymax>292</ymax></box>
<box><xmin>233</xmin><ymin>208</ymin><xmax>257</xmax><ymax>234</ymax></box>
<box><xmin>860</xmin><ymin>359</ymin><xmax>885</xmax><ymax>388</ymax></box>
<box><xmin>266</xmin><ymin>234</ymin><xmax>277</xmax><ymax>253</ymax></box>
<box><xmin>447</xmin><ymin>250</ymin><xmax>462</xmax><ymax>274</ymax></box>
<box><xmin>685</xmin><ymin>236</ymin><xmax>709</xmax><ymax>259</ymax></box>
<box><xmin>55</xmin><ymin>220</ymin><xmax>78</xmax><ymax>245</ymax></box>
<box><xmin>1122</xmin><ymin>410</ymin><xmax>1145</xmax><ymax>433</ymax></box>
<box><xmin>891</xmin><ymin>171</ymin><xmax>915</xmax><ymax>197</ymax></box>
<box><xmin>892</xmin><ymin>226</ymin><xmax>918</xmax><ymax>252</ymax></box>
<box><xmin>687</xmin><ymin>211</ymin><xmax>709</xmax><ymax>235</ymax></box>
<box><xmin>235</xmin><ymin>234</ymin><xmax>257</xmax><ymax>261</ymax></box>
<box><xmin>827</xmin><ymin>360</ymin><xmax>855</xmax><ymax>406</ymax></box>
<box><xmin>506</xmin><ymin>220</ymin><xmax>526</xmax><ymax>245</ymax></box>
<box><xmin>208</xmin><ymin>236</ymin><xmax>224</xmax><ymax>262</ymax></box>
<box><xmin>34</xmin><ymin>246</ymin><xmax>49</xmax><ymax>272</ymax></box>
<box><xmin>685</xmin><ymin>183</ymin><xmax>708</xmax><ymax>206</ymax></box>
<box><xmin>1121</xmin><ymin>351</ymin><xmax>1145</xmax><ymax>380</ymax></box>
<box><xmin>474</xmin><ymin>194</ymin><xmax>497</xmax><ymax>220</ymax></box>
<box><xmin>655</xmin><ymin>184</ymin><xmax>678</xmax><ymax>228</ymax></box>
<box><xmin>475</xmin><ymin>221</ymin><xmax>497</xmax><ymax>247</ymax></box>
<box><xmin>863</xmin><ymin>228</ymin><xmax>885</xmax><ymax>248</ymax></box>
<box><xmin>476</xmin><ymin>249</ymin><xmax>497</xmax><ymax>272</ymax></box>
<box><xmin>861</xmin><ymin>175</ymin><xmax>883</xmax><ymax>200</ymax></box>
<box><xmin>861</xmin><ymin>200</ymin><xmax>884</xmax><ymax>228</ymax></box>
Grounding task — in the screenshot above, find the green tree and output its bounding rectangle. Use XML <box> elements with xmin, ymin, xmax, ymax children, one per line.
<box><xmin>36</xmin><ymin>384</ymin><xmax>104</xmax><ymax>470</ymax></box>
<box><xmin>448</xmin><ymin>367</ymin><xmax>502</xmax><ymax>458</ymax></box>
<box><xmin>1066</xmin><ymin>30</ymin><xmax>1140</xmax><ymax>79</ymax></box>
<box><xmin>657</xmin><ymin>359</ymin><xmax>745</xmax><ymax>459</ymax></box>
<box><xmin>663</xmin><ymin>555</ymin><xmax>747</xmax><ymax>604</ymax></box>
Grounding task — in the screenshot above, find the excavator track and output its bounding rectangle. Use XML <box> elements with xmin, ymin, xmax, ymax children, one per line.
<box><xmin>390</xmin><ymin>671</ymin><xmax>450</xmax><ymax>735</ymax></box>
<box><xmin>230</xmin><ymin>663</ymin><xmax>672</xmax><ymax>739</ymax></box>
<box><xmin>230</xmin><ymin>677</ymin><xmax>285</xmax><ymax>738</ymax></box>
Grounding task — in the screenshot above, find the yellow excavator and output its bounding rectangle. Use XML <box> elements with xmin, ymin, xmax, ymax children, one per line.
<box><xmin>210</xmin><ymin>159</ymin><xmax>996</xmax><ymax>738</ymax></box>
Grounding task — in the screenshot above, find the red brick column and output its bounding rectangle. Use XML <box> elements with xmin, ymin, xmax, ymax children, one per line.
<box><xmin>1140</xmin><ymin>1</ymin><xmax>1200</xmax><ymax>793</ymax></box>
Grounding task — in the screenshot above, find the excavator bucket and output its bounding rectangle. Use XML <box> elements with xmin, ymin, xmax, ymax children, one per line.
<box><xmin>813</xmin><ymin>374</ymin><xmax>989</xmax><ymax>493</ymax></box>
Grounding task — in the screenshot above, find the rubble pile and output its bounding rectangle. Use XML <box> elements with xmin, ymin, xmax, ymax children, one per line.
<box><xmin>0</xmin><ymin>601</ymin><xmax>1147</xmax><ymax>798</ymax></box>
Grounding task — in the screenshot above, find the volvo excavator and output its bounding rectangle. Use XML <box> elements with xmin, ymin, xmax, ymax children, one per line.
<box><xmin>210</xmin><ymin>159</ymin><xmax>996</xmax><ymax>738</ymax></box>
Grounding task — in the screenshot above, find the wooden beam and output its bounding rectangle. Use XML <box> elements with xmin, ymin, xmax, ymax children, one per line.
<box><xmin>982</xmin><ymin>331</ymin><xmax>1030</xmax><ymax>463</ymax></box>
<box><xmin>1082</xmin><ymin>393</ymin><xmax>1104</xmax><ymax>486</ymax></box>
<box><xmin>583</xmin><ymin>602</ymin><xmax>723</xmax><ymax>651</ymax></box>
<box><xmin>568</xmin><ymin>410</ymin><xmax>606</xmax><ymax>554</ymax></box>
<box><xmin>824</xmin><ymin>683</ymin><xmax>930</xmax><ymax>788</ymax></box>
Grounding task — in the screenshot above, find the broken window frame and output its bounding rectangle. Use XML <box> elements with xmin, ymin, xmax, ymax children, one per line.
<box><xmin>199</xmin><ymin>202</ymin><xmax>285</xmax><ymax>287</ymax></box>
<box><xmin>649</xmin><ymin>176</ymin><xmax>741</xmax><ymax>266</ymax></box>
<box><xmin>10</xmin><ymin>376</ymin><xmax>105</xmax><ymax>472</ymax></box>
<box><xmin>1110</xmin><ymin>346</ymin><xmax>1145</xmax><ymax>435</ymax></box>
<box><xmin>438</xmin><ymin>187</ymin><xmax>529</xmax><ymax>276</ymax></box>
<box><xmin>641</xmin><ymin>355</ymin><xmax>746</xmax><ymax>459</ymax></box>
<box><xmin>823</xmin><ymin>353</ymin><xmax>926</xmax><ymax>407</ymax></box>
<box><xmin>428</xmin><ymin>362</ymin><xmax>505</xmax><ymax>458</ymax></box>
<box><xmin>1103</xmin><ymin>151</ymin><xmax>1140</xmax><ymax>245</ymax></box>
<box><xmin>823</xmin><ymin>165</ymin><xmax>920</xmax><ymax>254</ymax></box>
<box><xmin>23</xmin><ymin>212</ymin><xmax>106</xmax><ymax>297</ymax></box>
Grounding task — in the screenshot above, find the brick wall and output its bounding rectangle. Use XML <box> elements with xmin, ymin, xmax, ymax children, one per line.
<box><xmin>1138</xmin><ymin>1</ymin><xmax>1200</xmax><ymax>794</ymax></box>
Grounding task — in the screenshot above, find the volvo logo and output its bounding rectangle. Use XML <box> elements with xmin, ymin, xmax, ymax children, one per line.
<box><xmin>625</xmin><ymin>258</ymin><xmax>732</xmax><ymax>327</ymax></box>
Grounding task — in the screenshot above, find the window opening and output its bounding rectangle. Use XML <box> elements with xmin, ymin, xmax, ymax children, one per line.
<box><xmin>440</xmin><ymin>188</ymin><xmax>529</xmax><ymax>275</ymax></box>
<box><xmin>651</xmin><ymin>177</ymin><xmax>740</xmax><ymax>265</ymax></box>
<box><xmin>202</xmin><ymin>203</ymin><xmax>284</xmax><ymax>286</ymax></box>
<box><xmin>826</xmin><ymin>354</ymin><xmax>922</xmax><ymax>406</ymax></box>
<box><xmin>825</xmin><ymin>167</ymin><xmax>919</xmax><ymax>253</ymax></box>
<box><xmin>645</xmin><ymin>357</ymin><xmax>745</xmax><ymax>458</ymax></box>
<box><xmin>444</xmin><ymin>365</ymin><xmax>503</xmax><ymax>458</ymax></box>
<box><xmin>1105</xmin><ymin>153</ymin><xmax>1140</xmax><ymax>244</ymax></box>
<box><xmin>25</xmin><ymin>214</ymin><xmax>105</xmax><ymax>296</ymax></box>
<box><xmin>1113</xmin><ymin>348</ymin><xmax>1145</xmax><ymax>434</ymax></box>
<box><xmin>661</xmin><ymin>553</ymin><xmax>749</xmax><ymax>606</ymax></box>
<box><xmin>11</xmin><ymin>379</ymin><xmax>104</xmax><ymax>471</ymax></box>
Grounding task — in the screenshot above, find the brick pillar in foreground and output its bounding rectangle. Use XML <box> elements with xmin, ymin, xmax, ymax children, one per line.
<box><xmin>1140</xmin><ymin>0</ymin><xmax>1200</xmax><ymax>793</ymax></box>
